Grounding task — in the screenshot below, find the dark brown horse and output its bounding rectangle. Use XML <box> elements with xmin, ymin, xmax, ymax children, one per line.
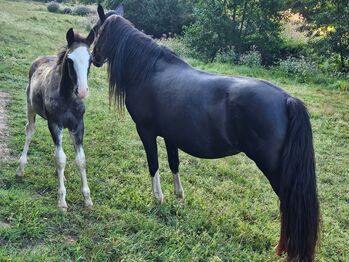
<box><xmin>91</xmin><ymin>5</ymin><xmax>320</xmax><ymax>261</ymax></box>
<box><xmin>16</xmin><ymin>28</ymin><xmax>95</xmax><ymax>211</ymax></box>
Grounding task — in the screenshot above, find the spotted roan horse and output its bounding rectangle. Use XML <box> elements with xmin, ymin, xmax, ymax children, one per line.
<box><xmin>91</xmin><ymin>5</ymin><xmax>319</xmax><ymax>261</ymax></box>
<box><xmin>16</xmin><ymin>28</ymin><xmax>95</xmax><ymax>211</ymax></box>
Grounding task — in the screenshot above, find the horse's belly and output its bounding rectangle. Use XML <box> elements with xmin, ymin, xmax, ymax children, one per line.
<box><xmin>178</xmin><ymin>144</ymin><xmax>240</xmax><ymax>159</ymax></box>
<box><xmin>161</xmin><ymin>127</ymin><xmax>240</xmax><ymax>159</ymax></box>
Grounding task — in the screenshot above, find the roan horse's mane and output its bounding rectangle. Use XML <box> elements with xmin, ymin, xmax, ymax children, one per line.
<box><xmin>97</xmin><ymin>15</ymin><xmax>184</xmax><ymax>108</ymax></box>
<box><xmin>57</xmin><ymin>48</ymin><xmax>68</xmax><ymax>66</ymax></box>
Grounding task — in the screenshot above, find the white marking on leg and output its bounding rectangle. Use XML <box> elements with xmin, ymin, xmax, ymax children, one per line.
<box><xmin>173</xmin><ymin>172</ymin><xmax>184</xmax><ymax>200</ymax></box>
<box><xmin>68</xmin><ymin>46</ymin><xmax>90</xmax><ymax>99</ymax></box>
<box><xmin>16</xmin><ymin>110</ymin><xmax>36</xmax><ymax>177</ymax></box>
<box><xmin>55</xmin><ymin>144</ymin><xmax>67</xmax><ymax>210</ymax></box>
<box><xmin>75</xmin><ymin>145</ymin><xmax>93</xmax><ymax>208</ymax></box>
<box><xmin>152</xmin><ymin>170</ymin><xmax>164</xmax><ymax>204</ymax></box>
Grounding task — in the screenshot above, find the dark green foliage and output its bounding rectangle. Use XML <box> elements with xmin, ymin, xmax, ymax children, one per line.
<box><xmin>278</xmin><ymin>56</ymin><xmax>320</xmax><ymax>82</ymax></box>
<box><xmin>71</xmin><ymin>5</ymin><xmax>93</xmax><ymax>16</ymax></box>
<box><xmin>47</xmin><ymin>1</ymin><xmax>60</xmax><ymax>13</ymax></box>
<box><xmin>104</xmin><ymin>0</ymin><xmax>193</xmax><ymax>38</ymax></box>
<box><xmin>183</xmin><ymin>1</ymin><xmax>232</xmax><ymax>61</ymax></box>
<box><xmin>239</xmin><ymin>49</ymin><xmax>262</xmax><ymax>67</ymax></box>
<box><xmin>79</xmin><ymin>0</ymin><xmax>103</xmax><ymax>4</ymax></box>
<box><xmin>184</xmin><ymin>0</ymin><xmax>286</xmax><ymax>64</ymax></box>
<box><xmin>61</xmin><ymin>6</ymin><xmax>72</xmax><ymax>14</ymax></box>
<box><xmin>33</xmin><ymin>0</ymin><xmax>65</xmax><ymax>2</ymax></box>
<box><xmin>288</xmin><ymin>0</ymin><xmax>349</xmax><ymax>71</ymax></box>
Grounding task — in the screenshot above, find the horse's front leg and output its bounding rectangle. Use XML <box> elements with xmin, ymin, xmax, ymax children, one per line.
<box><xmin>16</xmin><ymin>103</ymin><xmax>36</xmax><ymax>177</ymax></box>
<box><xmin>165</xmin><ymin>140</ymin><xmax>184</xmax><ymax>200</ymax></box>
<box><xmin>136</xmin><ymin>125</ymin><xmax>163</xmax><ymax>204</ymax></box>
<box><xmin>48</xmin><ymin>122</ymin><xmax>67</xmax><ymax>211</ymax></box>
<box><xmin>70</xmin><ymin>123</ymin><xmax>93</xmax><ymax>209</ymax></box>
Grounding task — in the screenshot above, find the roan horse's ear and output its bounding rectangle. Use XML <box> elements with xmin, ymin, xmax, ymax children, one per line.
<box><xmin>86</xmin><ymin>30</ymin><xmax>95</xmax><ymax>46</ymax></box>
<box><xmin>97</xmin><ymin>4</ymin><xmax>106</xmax><ymax>22</ymax></box>
<box><xmin>66</xmin><ymin>28</ymin><xmax>75</xmax><ymax>47</ymax></box>
<box><xmin>115</xmin><ymin>3</ymin><xmax>124</xmax><ymax>17</ymax></box>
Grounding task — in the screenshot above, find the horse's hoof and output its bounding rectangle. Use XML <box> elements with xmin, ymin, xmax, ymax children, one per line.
<box><xmin>85</xmin><ymin>200</ymin><xmax>93</xmax><ymax>209</ymax></box>
<box><xmin>16</xmin><ymin>169</ymin><xmax>24</xmax><ymax>177</ymax></box>
<box><xmin>154</xmin><ymin>194</ymin><xmax>164</xmax><ymax>205</ymax></box>
<box><xmin>58</xmin><ymin>202</ymin><xmax>68</xmax><ymax>211</ymax></box>
<box><xmin>59</xmin><ymin>207</ymin><xmax>68</xmax><ymax>212</ymax></box>
<box><xmin>15</xmin><ymin>173</ymin><xmax>24</xmax><ymax>181</ymax></box>
<box><xmin>175</xmin><ymin>190</ymin><xmax>185</xmax><ymax>201</ymax></box>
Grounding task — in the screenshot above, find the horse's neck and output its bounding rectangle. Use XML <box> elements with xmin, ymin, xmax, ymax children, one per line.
<box><xmin>58</xmin><ymin>60</ymin><xmax>74</xmax><ymax>98</ymax></box>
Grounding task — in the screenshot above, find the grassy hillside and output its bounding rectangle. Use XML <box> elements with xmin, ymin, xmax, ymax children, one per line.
<box><xmin>1</xmin><ymin>0</ymin><xmax>348</xmax><ymax>261</ymax></box>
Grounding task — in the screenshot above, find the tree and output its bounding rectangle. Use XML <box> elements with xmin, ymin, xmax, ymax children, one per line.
<box><xmin>288</xmin><ymin>0</ymin><xmax>349</xmax><ymax>71</ymax></box>
<box><xmin>184</xmin><ymin>0</ymin><xmax>286</xmax><ymax>64</ymax></box>
<box><xmin>104</xmin><ymin>0</ymin><xmax>194</xmax><ymax>38</ymax></box>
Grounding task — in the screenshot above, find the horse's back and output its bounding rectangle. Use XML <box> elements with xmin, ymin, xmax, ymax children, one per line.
<box><xmin>29</xmin><ymin>56</ymin><xmax>56</xmax><ymax>79</ymax></box>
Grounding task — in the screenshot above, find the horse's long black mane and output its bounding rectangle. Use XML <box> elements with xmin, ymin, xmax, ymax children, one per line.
<box><xmin>97</xmin><ymin>15</ymin><xmax>183</xmax><ymax>108</ymax></box>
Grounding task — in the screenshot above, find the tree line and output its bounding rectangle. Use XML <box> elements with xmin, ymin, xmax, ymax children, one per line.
<box><xmin>68</xmin><ymin>0</ymin><xmax>349</xmax><ymax>72</ymax></box>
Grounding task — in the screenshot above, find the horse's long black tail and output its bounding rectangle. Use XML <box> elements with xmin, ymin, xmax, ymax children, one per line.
<box><xmin>278</xmin><ymin>97</ymin><xmax>320</xmax><ymax>261</ymax></box>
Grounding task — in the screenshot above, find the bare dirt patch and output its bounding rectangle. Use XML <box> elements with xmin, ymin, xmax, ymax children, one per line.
<box><xmin>0</xmin><ymin>91</ymin><xmax>12</xmax><ymax>161</ymax></box>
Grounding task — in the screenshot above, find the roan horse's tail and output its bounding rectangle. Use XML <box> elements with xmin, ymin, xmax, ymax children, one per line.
<box><xmin>277</xmin><ymin>97</ymin><xmax>320</xmax><ymax>261</ymax></box>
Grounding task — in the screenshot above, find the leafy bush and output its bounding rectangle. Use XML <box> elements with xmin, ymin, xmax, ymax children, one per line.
<box><xmin>278</xmin><ymin>56</ymin><xmax>320</xmax><ymax>81</ymax></box>
<box><xmin>239</xmin><ymin>48</ymin><xmax>262</xmax><ymax>67</ymax></box>
<box><xmin>157</xmin><ymin>37</ymin><xmax>190</xmax><ymax>58</ymax></box>
<box><xmin>34</xmin><ymin>0</ymin><xmax>63</xmax><ymax>2</ymax></box>
<box><xmin>214</xmin><ymin>46</ymin><xmax>237</xmax><ymax>64</ymax></box>
<box><xmin>61</xmin><ymin>7</ymin><xmax>72</xmax><ymax>14</ymax></box>
<box><xmin>183</xmin><ymin>1</ymin><xmax>285</xmax><ymax>64</ymax></box>
<box><xmin>47</xmin><ymin>2</ymin><xmax>60</xmax><ymax>13</ymax></box>
<box><xmin>71</xmin><ymin>5</ymin><xmax>93</xmax><ymax>16</ymax></box>
<box><xmin>184</xmin><ymin>1</ymin><xmax>232</xmax><ymax>61</ymax></box>
<box><xmin>104</xmin><ymin>0</ymin><xmax>193</xmax><ymax>38</ymax></box>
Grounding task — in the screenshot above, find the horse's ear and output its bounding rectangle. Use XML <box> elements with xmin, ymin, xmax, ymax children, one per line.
<box><xmin>97</xmin><ymin>4</ymin><xmax>106</xmax><ymax>22</ymax></box>
<box><xmin>66</xmin><ymin>28</ymin><xmax>75</xmax><ymax>47</ymax></box>
<box><xmin>115</xmin><ymin>3</ymin><xmax>124</xmax><ymax>17</ymax></box>
<box><xmin>86</xmin><ymin>30</ymin><xmax>95</xmax><ymax>46</ymax></box>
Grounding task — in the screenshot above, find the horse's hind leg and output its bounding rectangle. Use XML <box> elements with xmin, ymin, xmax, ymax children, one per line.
<box><xmin>165</xmin><ymin>140</ymin><xmax>184</xmax><ymax>200</ymax></box>
<box><xmin>16</xmin><ymin>104</ymin><xmax>36</xmax><ymax>177</ymax></box>
<box><xmin>69</xmin><ymin>125</ymin><xmax>93</xmax><ymax>208</ymax></box>
<box><xmin>136</xmin><ymin>125</ymin><xmax>164</xmax><ymax>204</ymax></box>
<box><xmin>48</xmin><ymin>122</ymin><xmax>67</xmax><ymax>211</ymax></box>
<box><xmin>253</xmin><ymin>149</ymin><xmax>287</xmax><ymax>256</ymax></box>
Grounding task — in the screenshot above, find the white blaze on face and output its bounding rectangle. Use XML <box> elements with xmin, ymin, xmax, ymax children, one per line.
<box><xmin>68</xmin><ymin>46</ymin><xmax>90</xmax><ymax>99</ymax></box>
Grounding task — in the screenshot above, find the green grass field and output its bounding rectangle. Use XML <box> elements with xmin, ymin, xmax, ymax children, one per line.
<box><xmin>1</xmin><ymin>0</ymin><xmax>349</xmax><ymax>261</ymax></box>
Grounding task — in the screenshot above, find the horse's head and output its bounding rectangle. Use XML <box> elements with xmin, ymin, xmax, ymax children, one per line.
<box><xmin>65</xmin><ymin>28</ymin><xmax>95</xmax><ymax>99</ymax></box>
<box><xmin>91</xmin><ymin>4</ymin><xmax>124</xmax><ymax>67</ymax></box>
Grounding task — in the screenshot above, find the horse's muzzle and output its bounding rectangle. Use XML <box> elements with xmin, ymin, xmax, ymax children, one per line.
<box><xmin>91</xmin><ymin>52</ymin><xmax>103</xmax><ymax>68</ymax></box>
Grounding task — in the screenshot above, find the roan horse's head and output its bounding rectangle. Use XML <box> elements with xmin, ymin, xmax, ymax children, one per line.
<box><xmin>65</xmin><ymin>28</ymin><xmax>95</xmax><ymax>99</ymax></box>
<box><xmin>90</xmin><ymin>4</ymin><xmax>124</xmax><ymax>67</ymax></box>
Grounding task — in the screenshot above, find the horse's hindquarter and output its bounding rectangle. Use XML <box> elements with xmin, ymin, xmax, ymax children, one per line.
<box><xmin>228</xmin><ymin>78</ymin><xmax>289</xmax><ymax>168</ymax></box>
